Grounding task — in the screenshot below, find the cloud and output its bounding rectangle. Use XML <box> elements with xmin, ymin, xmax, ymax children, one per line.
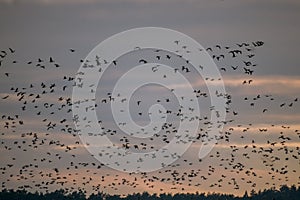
<box><xmin>0</xmin><ymin>0</ymin><xmax>181</xmax><ymax>5</ymax></box>
<box><xmin>0</xmin><ymin>0</ymin><xmax>96</xmax><ymax>5</ymax></box>
<box><xmin>170</xmin><ymin>74</ymin><xmax>300</xmax><ymax>95</ymax></box>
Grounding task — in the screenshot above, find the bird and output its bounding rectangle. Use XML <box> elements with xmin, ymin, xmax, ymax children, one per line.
<box><xmin>2</xmin><ymin>95</ymin><xmax>9</xmax><ymax>99</ymax></box>
<box><xmin>229</xmin><ymin>50</ymin><xmax>242</xmax><ymax>57</ymax></box>
<box><xmin>237</xmin><ymin>43</ymin><xmax>249</xmax><ymax>47</ymax></box>
<box><xmin>152</xmin><ymin>65</ymin><xmax>159</xmax><ymax>72</ymax></box>
<box><xmin>9</xmin><ymin>47</ymin><xmax>15</xmax><ymax>53</ymax></box>
<box><xmin>243</xmin><ymin>61</ymin><xmax>253</xmax><ymax>66</ymax></box>
<box><xmin>213</xmin><ymin>54</ymin><xmax>225</xmax><ymax>61</ymax></box>
<box><xmin>139</xmin><ymin>59</ymin><xmax>147</xmax><ymax>64</ymax></box>
<box><xmin>263</xmin><ymin>109</ymin><xmax>268</xmax><ymax>113</ymax></box>
<box><xmin>206</xmin><ymin>47</ymin><xmax>212</xmax><ymax>52</ymax></box>
<box><xmin>7</xmin><ymin>40</ymin><xmax>300</xmax><ymax>199</ymax></box>
<box><xmin>181</xmin><ymin>66</ymin><xmax>190</xmax><ymax>73</ymax></box>
<box><xmin>243</xmin><ymin>67</ymin><xmax>254</xmax><ymax>75</ymax></box>
<box><xmin>231</xmin><ymin>66</ymin><xmax>238</xmax><ymax>70</ymax></box>
<box><xmin>252</xmin><ymin>41</ymin><xmax>264</xmax><ymax>47</ymax></box>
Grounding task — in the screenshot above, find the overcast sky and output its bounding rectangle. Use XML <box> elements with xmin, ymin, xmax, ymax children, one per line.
<box><xmin>0</xmin><ymin>0</ymin><xmax>299</xmax><ymax>197</ymax></box>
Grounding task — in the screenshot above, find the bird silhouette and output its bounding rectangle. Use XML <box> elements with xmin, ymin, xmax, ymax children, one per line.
<box><xmin>4</xmin><ymin>40</ymin><xmax>300</xmax><ymax>198</ymax></box>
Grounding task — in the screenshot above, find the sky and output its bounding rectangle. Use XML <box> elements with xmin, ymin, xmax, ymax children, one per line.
<box><xmin>0</xmin><ymin>0</ymin><xmax>300</xmax><ymax>197</ymax></box>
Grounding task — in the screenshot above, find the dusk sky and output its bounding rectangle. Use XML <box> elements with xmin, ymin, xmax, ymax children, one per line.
<box><xmin>0</xmin><ymin>0</ymin><xmax>299</xmax><ymax>197</ymax></box>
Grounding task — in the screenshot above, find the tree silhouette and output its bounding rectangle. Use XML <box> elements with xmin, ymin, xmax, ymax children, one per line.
<box><xmin>0</xmin><ymin>185</ymin><xmax>299</xmax><ymax>200</ymax></box>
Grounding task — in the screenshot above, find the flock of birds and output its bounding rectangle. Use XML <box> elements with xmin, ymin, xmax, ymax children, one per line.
<box><xmin>0</xmin><ymin>40</ymin><xmax>299</xmax><ymax>196</ymax></box>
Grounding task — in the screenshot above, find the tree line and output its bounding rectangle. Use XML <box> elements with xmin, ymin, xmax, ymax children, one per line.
<box><xmin>0</xmin><ymin>185</ymin><xmax>299</xmax><ymax>200</ymax></box>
